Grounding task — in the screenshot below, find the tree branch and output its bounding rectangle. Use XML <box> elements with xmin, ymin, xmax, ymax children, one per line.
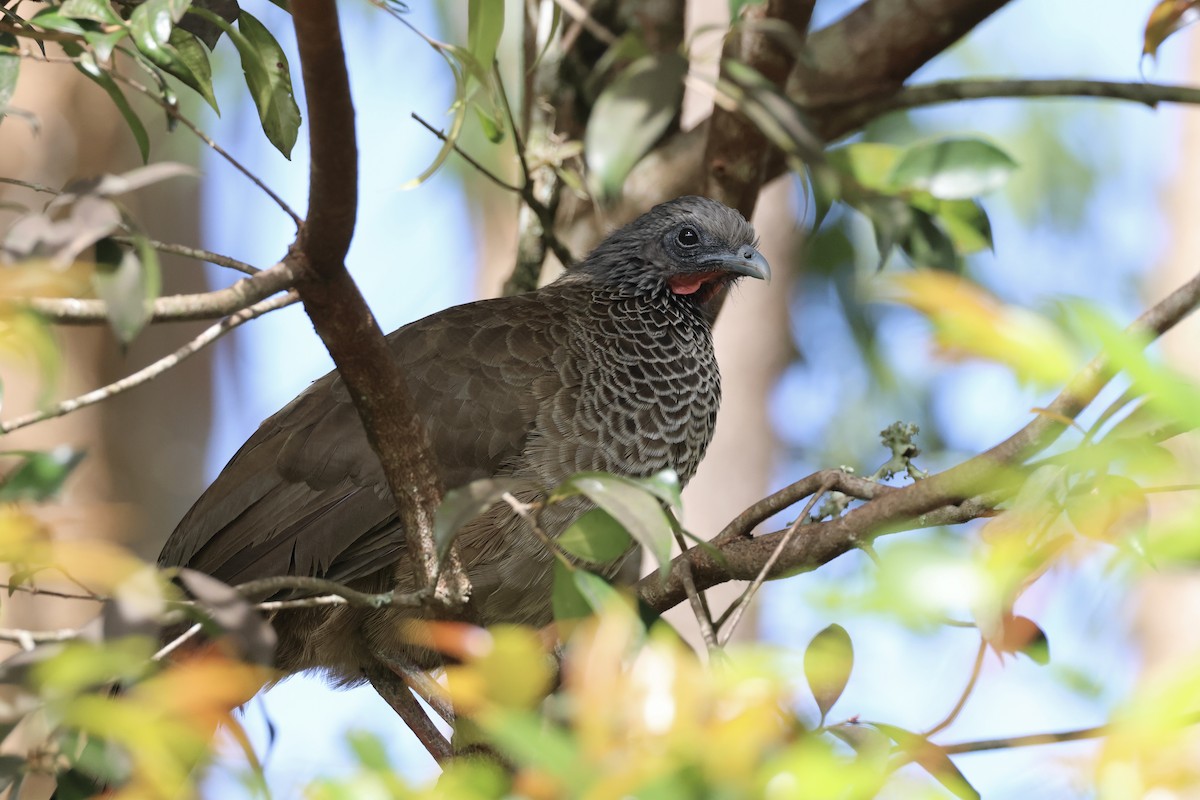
<box><xmin>289</xmin><ymin>0</ymin><xmax>466</xmax><ymax>603</ymax></box>
<box><xmin>703</xmin><ymin>0</ymin><xmax>814</xmax><ymax>219</ymax></box>
<box><xmin>25</xmin><ymin>261</ymin><xmax>296</xmax><ymax>324</ymax></box>
<box><xmin>2</xmin><ymin>292</ymin><xmax>297</xmax><ymax>434</ymax></box>
<box><xmin>823</xmin><ymin>78</ymin><xmax>1200</xmax><ymax>120</ymax></box>
<box><xmin>639</xmin><ymin>267</ymin><xmax>1200</xmax><ymax>613</ymax></box>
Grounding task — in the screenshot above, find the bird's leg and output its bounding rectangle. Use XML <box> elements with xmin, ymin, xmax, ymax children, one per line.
<box><xmin>367</xmin><ymin>672</ymin><xmax>453</xmax><ymax>764</ymax></box>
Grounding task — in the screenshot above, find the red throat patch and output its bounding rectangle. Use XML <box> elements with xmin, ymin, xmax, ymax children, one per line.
<box><xmin>667</xmin><ymin>271</ymin><xmax>721</xmax><ymax>296</ymax></box>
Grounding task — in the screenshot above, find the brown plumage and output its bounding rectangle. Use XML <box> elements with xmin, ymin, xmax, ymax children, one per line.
<box><xmin>159</xmin><ymin>196</ymin><xmax>768</xmax><ymax>685</ymax></box>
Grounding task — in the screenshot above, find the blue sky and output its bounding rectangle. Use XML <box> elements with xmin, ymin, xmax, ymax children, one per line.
<box><xmin>189</xmin><ymin>1</ymin><xmax>1195</xmax><ymax>795</ymax></box>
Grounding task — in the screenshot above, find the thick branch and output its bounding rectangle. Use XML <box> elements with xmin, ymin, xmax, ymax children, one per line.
<box><xmin>703</xmin><ymin>0</ymin><xmax>814</xmax><ymax>219</ymax></box>
<box><xmin>289</xmin><ymin>0</ymin><xmax>459</xmax><ymax>599</ymax></box>
<box><xmin>24</xmin><ymin>261</ymin><xmax>295</xmax><ymax>324</ymax></box>
<box><xmin>596</xmin><ymin>0</ymin><xmax>1015</xmax><ymax>231</ymax></box>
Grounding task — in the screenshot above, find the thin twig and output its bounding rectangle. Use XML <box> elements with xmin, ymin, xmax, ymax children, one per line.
<box><xmin>0</xmin><ymin>176</ymin><xmax>59</xmax><ymax>195</ymax></box>
<box><xmin>673</xmin><ymin>529</ymin><xmax>717</xmax><ymax>651</ymax></box>
<box><xmin>410</xmin><ymin>113</ymin><xmax>520</xmax><ymax>193</ymax></box>
<box><xmin>924</xmin><ymin>637</ymin><xmax>987</xmax><ymax>737</ymax></box>
<box><xmin>712</xmin><ymin>470</ymin><xmax>892</xmax><ymax>547</ymax></box>
<box><xmin>13</xmin><ymin>36</ymin><xmax>301</xmax><ymax>230</ymax></box>
<box><xmin>494</xmin><ymin>66</ymin><xmax>577</xmax><ymax>272</ymax></box>
<box><xmin>939</xmin><ymin>712</ymin><xmax>1200</xmax><ymax>755</ymax></box>
<box><xmin>501</xmin><ymin>492</ymin><xmax>562</xmax><ymax>557</ymax></box>
<box><xmin>828</xmin><ymin>78</ymin><xmax>1200</xmax><ymax>119</ymax></box>
<box><xmin>112</xmin><ymin>237</ymin><xmax>260</xmax><ymax>276</ymax></box>
<box><xmin>16</xmin><ymin>46</ymin><xmax>301</xmax><ymax>227</ymax></box>
<box><xmin>0</xmin><ymin>582</ymin><xmax>101</xmax><ymax>601</ymax></box>
<box><xmin>154</xmin><ymin>622</ymin><xmax>203</xmax><ymax>661</ymax></box>
<box><xmin>1</xmin><ymin>291</ymin><xmax>298</xmax><ymax>434</ymax></box>
<box><xmin>0</xmin><ymin>627</ymin><xmax>80</xmax><ymax>648</ymax></box>
<box><xmin>232</xmin><ymin>576</ymin><xmax>427</xmax><ymax>608</ymax></box>
<box><xmin>551</xmin><ymin>0</ymin><xmax>616</xmax><ymax>45</ymax></box>
<box><xmin>717</xmin><ymin>479</ymin><xmax>834</xmax><ymax>646</ymax></box>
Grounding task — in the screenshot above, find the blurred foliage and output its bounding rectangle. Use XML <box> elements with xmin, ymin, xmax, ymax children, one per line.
<box><xmin>0</xmin><ymin>0</ymin><xmax>1197</xmax><ymax>798</ymax></box>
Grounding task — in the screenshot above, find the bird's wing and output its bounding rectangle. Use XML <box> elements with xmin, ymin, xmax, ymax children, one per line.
<box><xmin>158</xmin><ymin>293</ymin><xmax>571</xmax><ymax>590</ymax></box>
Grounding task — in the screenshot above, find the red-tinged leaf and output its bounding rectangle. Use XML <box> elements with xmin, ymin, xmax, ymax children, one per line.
<box><xmin>804</xmin><ymin>623</ymin><xmax>853</xmax><ymax>721</ymax></box>
<box><xmin>1144</xmin><ymin>0</ymin><xmax>1200</xmax><ymax>59</ymax></box>
<box><xmin>985</xmin><ymin>614</ymin><xmax>1050</xmax><ymax>665</ymax></box>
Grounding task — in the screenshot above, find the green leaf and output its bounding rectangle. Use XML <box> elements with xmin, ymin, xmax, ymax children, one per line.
<box><xmin>29</xmin><ymin>8</ymin><xmax>88</xmax><ymax>35</ymax></box>
<box><xmin>0</xmin><ymin>311</ymin><xmax>60</xmax><ymax>407</ymax></box>
<box><xmin>874</xmin><ymin>724</ymin><xmax>980</xmax><ymax>800</ymax></box>
<box><xmin>193</xmin><ymin>7</ymin><xmax>299</xmax><ymax>158</ymax></box>
<box><xmin>899</xmin><ymin>207</ymin><xmax>959</xmax><ymax>272</ymax></box>
<box><xmin>345</xmin><ymin>731</ymin><xmax>391</xmax><ymax>771</ymax></box>
<box><xmin>167</xmin><ymin>27</ymin><xmax>218</xmax><ymax>111</ymax></box>
<box><xmin>585</xmin><ymin>52</ymin><xmax>687</xmax><ymax>200</ymax></box>
<box><xmin>233</xmin><ymin>10</ymin><xmax>299</xmax><ymax>158</ymax></box>
<box><xmin>483</xmin><ymin>709</ymin><xmax>588</xmax><ymax>789</ymax></box>
<box><xmin>466</xmin><ymin>0</ymin><xmax>504</xmax><ymax>80</ymax></box>
<box><xmin>91</xmin><ymin>237</ymin><xmax>157</xmax><ymax>344</ymax></box>
<box><xmin>729</xmin><ymin>0</ymin><xmax>766</xmax><ymax>20</ymax></box>
<box><xmin>633</xmin><ymin>469</ymin><xmax>682</xmax><ymax>510</ymax></box>
<box><xmin>61</xmin><ymin>0</ymin><xmax>123</xmax><ymax>26</ymax></box>
<box><xmin>827</xmin><ymin>142</ymin><xmax>903</xmax><ymax>193</ymax></box>
<box><xmin>929</xmin><ymin>198</ymin><xmax>993</xmax><ymax>254</ymax></box>
<box><xmin>0</xmin><ymin>448</ymin><xmax>85</xmax><ymax>503</ymax></box>
<box><xmin>0</xmin><ymin>33</ymin><xmax>18</xmax><ymax>121</ymax></box>
<box><xmin>83</xmin><ymin>27</ymin><xmax>131</xmax><ymax>63</ymax></box>
<box><xmin>130</xmin><ymin>0</ymin><xmax>223</xmax><ymax>113</ymax></box>
<box><xmin>0</xmin><ymin>755</ymin><xmax>24</xmax><ymax>794</ymax></box>
<box><xmin>551</xmin><ymin>561</ymin><xmax>621</xmax><ymax>621</ymax></box>
<box><xmin>553</xmin><ymin>472</ymin><xmax>674</xmax><ymax>569</ymax></box>
<box><xmin>804</xmin><ymin>623</ymin><xmax>853</xmax><ymax>722</ymax></box>
<box><xmin>129</xmin><ymin>0</ymin><xmax>193</xmax><ymax>59</ymax></box>
<box><xmin>888</xmin><ymin>138</ymin><xmax>1017</xmax><ymax>200</ymax></box>
<box><xmin>68</xmin><ymin>48</ymin><xmax>150</xmax><ymax>162</ymax></box>
<box><xmin>434</xmin><ymin>478</ymin><xmax>531</xmax><ymax>560</ymax></box>
<box><xmin>552</xmin><ymin>561</ymin><xmax>591</xmax><ymax>621</ymax></box>
<box><xmin>474</xmin><ymin>104</ymin><xmax>504</xmax><ymax>143</ymax></box>
<box><xmin>557</xmin><ymin>508</ymin><xmax>633</xmax><ymax>564</ymax></box>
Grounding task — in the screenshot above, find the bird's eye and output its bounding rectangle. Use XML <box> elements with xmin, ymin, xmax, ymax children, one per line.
<box><xmin>676</xmin><ymin>226</ymin><xmax>700</xmax><ymax>248</ymax></box>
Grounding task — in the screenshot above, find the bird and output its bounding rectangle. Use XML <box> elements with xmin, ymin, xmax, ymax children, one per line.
<box><xmin>158</xmin><ymin>195</ymin><xmax>769</xmax><ymax>688</ymax></box>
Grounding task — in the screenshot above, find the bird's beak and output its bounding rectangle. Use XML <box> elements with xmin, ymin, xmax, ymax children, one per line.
<box><xmin>699</xmin><ymin>246</ymin><xmax>771</xmax><ymax>282</ymax></box>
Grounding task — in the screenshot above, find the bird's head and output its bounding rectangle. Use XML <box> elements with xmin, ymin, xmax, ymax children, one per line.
<box><xmin>568</xmin><ymin>196</ymin><xmax>770</xmax><ymax>304</ymax></box>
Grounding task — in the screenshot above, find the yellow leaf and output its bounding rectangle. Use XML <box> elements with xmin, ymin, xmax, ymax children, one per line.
<box><xmin>1144</xmin><ymin>0</ymin><xmax>1200</xmax><ymax>58</ymax></box>
<box><xmin>884</xmin><ymin>270</ymin><xmax>1077</xmax><ymax>386</ymax></box>
<box><xmin>443</xmin><ymin>625</ymin><xmax>553</xmax><ymax>714</ymax></box>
